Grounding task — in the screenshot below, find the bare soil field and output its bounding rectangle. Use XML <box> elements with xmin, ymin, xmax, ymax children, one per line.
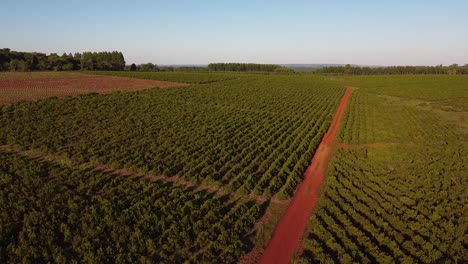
<box><xmin>259</xmin><ymin>88</ymin><xmax>353</xmax><ymax>264</ymax></box>
<box><xmin>0</xmin><ymin>72</ymin><xmax>187</xmax><ymax>104</ymax></box>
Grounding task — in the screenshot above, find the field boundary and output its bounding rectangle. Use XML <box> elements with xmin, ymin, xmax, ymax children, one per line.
<box><xmin>0</xmin><ymin>144</ymin><xmax>287</xmax><ymax>205</ymax></box>
<box><xmin>259</xmin><ymin>87</ymin><xmax>353</xmax><ymax>264</ymax></box>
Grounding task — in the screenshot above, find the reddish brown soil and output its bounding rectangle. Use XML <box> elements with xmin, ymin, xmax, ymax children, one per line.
<box><xmin>240</xmin><ymin>248</ymin><xmax>263</xmax><ymax>264</ymax></box>
<box><xmin>259</xmin><ymin>88</ymin><xmax>352</xmax><ymax>264</ymax></box>
<box><xmin>0</xmin><ymin>75</ymin><xmax>187</xmax><ymax>104</ymax></box>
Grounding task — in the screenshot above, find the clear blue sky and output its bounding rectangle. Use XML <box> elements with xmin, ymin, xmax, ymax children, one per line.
<box><xmin>2</xmin><ymin>0</ymin><xmax>468</xmax><ymax>65</ymax></box>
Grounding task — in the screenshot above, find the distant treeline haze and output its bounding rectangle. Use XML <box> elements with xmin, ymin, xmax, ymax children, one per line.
<box><xmin>315</xmin><ymin>64</ymin><xmax>468</xmax><ymax>75</ymax></box>
<box><xmin>208</xmin><ymin>63</ymin><xmax>291</xmax><ymax>72</ymax></box>
<box><xmin>2</xmin><ymin>48</ymin><xmax>467</xmax><ymax>74</ymax></box>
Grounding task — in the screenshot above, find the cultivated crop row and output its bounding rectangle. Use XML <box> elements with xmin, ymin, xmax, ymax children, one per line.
<box><xmin>0</xmin><ymin>75</ymin><xmax>345</xmax><ymax>199</ymax></box>
<box><xmin>343</xmin><ymin>74</ymin><xmax>468</xmax><ymax>101</ymax></box>
<box><xmin>299</xmin><ymin>83</ymin><xmax>467</xmax><ymax>263</ymax></box>
<box><xmin>89</xmin><ymin>71</ymin><xmax>250</xmax><ymax>84</ymax></box>
<box><xmin>0</xmin><ymin>150</ymin><xmax>261</xmax><ymax>263</ymax></box>
<box><xmin>338</xmin><ymin>92</ymin><xmax>463</xmax><ymax>144</ymax></box>
<box><xmin>299</xmin><ymin>146</ymin><xmax>466</xmax><ymax>263</ymax></box>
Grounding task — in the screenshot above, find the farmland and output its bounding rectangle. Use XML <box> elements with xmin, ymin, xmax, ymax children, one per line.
<box><xmin>0</xmin><ymin>72</ymin><xmax>467</xmax><ymax>263</ymax></box>
<box><xmin>0</xmin><ymin>74</ymin><xmax>345</xmax><ymax>199</ymax></box>
<box><xmin>0</xmin><ymin>72</ymin><xmax>346</xmax><ymax>262</ymax></box>
<box><xmin>89</xmin><ymin>70</ymin><xmax>252</xmax><ymax>84</ymax></box>
<box><xmin>0</xmin><ymin>148</ymin><xmax>260</xmax><ymax>263</ymax></box>
<box><xmin>0</xmin><ymin>72</ymin><xmax>187</xmax><ymax>104</ymax></box>
<box><xmin>298</xmin><ymin>75</ymin><xmax>467</xmax><ymax>263</ymax></box>
<box><xmin>3</xmin><ymin>0</ymin><xmax>468</xmax><ymax>262</ymax></box>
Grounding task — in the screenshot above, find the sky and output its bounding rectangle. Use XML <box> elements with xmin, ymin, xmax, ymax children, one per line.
<box><xmin>2</xmin><ymin>0</ymin><xmax>468</xmax><ymax>65</ymax></box>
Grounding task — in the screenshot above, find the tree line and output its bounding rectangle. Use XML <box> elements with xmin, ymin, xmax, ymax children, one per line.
<box><xmin>126</xmin><ymin>63</ymin><xmax>212</xmax><ymax>72</ymax></box>
<box><xmin>208</xmin><ymin>63</ymin><xmax>291</xmax><ymax>72</ymax></box>
<box><xmin>314</xmin><ymin>64</ymin><xmax>468</xmax><ymax>75</ymax></box>
<box><xmin>0</xmin><ymin>48</ymin><xmax>125</xmax><ymax>71</ymax></box>
<box><xmin>125</xmin><ymin>63</ymin><xmax>293</xmax><ymax>73</ymax></box>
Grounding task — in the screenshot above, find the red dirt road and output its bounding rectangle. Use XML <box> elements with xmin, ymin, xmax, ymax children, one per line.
<box><xmin>0</xmin><ymin>74</ymin><xmax>187</xmax><ymax>104</ymax></box>
<box><xmin>259</xmin><ymin>87</ymin><xmax>352</xmax><ymax>264</ymax></box>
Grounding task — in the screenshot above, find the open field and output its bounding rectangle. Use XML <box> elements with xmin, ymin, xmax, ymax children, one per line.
<box><xmin>0</xmin><ymin>72</ymin><xmax>187</xmax><ymax>104</ymax></box>
<box><xmin>0</xmin><ymin>72</ymin><xmax>467</xmax><ymax>263</ymax></box>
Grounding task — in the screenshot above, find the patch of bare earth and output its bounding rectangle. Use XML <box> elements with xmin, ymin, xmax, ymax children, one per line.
<box><xmin>0</xmin><ymin>74</ymin><xmax>188</xmax><ymax>104</ymax></box>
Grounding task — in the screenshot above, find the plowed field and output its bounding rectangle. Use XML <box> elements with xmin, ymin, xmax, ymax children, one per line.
<box><xmin>0</xmin><ymin>72</ymin><xmax>187</xmax><ymax>104</ymax></box>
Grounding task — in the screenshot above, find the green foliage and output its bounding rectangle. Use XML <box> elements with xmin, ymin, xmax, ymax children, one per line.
<box><xmin>0</xmin><ymin>48</ymin><xmax>125</xmax><ymax>72</ymax></box>
<box><xmin>0</xmin><ymin>75</ymin><xmax>344</xmax><ymax>199</ymax></box>
<box><xmin>300</xmin><ymin>76</ymin><xmax>468</xmax><ymax>263</ymax></box>
<box><xmin>301</xmin><ymin>146</ymin><xmax>467</xmax><ymax>263</ymax></box>
<box><xmin>2</xmin><ymin>72</ymin><xmax>465</xmax><ymax>262</ymax></box>
<box><xmin>90</xmin><ymin>70</ymin><xmax>248</xmax><ymax>84</ymax></box>
<box><xmin>80</xmin><ymin>51</ymin><xmax>125</xmax><ymax>71</ymax></box>
<box><xmin>0</xmin><ymin>150</ymin><xmax>260</xmax><ymax>263</ymax></box>
<box><xmin>342</xmin><ymin>75</ymin><xmax>468</xmax><ymax>111</ymax></box>
<box><xmin>134</xmin><ymin>63</ymin><xmax>159</xmax><ymax>72</ymax></box>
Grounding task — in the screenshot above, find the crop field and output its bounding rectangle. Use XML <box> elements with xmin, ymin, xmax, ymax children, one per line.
<box><xmin>0</xmin><ymin>72</ymin><xmax>187</xmax><ymax>104</ymax></box>
<box><xmin>4</xmin><ymin>0</ymin><xmax>468</xmax><ymax>262</ymax></box>
<box><xmin>0</xmin><ymin>149</ymin><xmax>260</xmax><ymax>263</ymax></box>
<box><xmin>90</xmin><ymin>71</ymin><xmax>252</xmax><ymax>84</ymax></box>
<box><xmin>298</xmin><ymin>76</ymin><xmax>467</xmax><ymax>263</ymax></box>
<box><xmin>0</xmin><ymin>75</ymin><xmax>344</xmax><ymax>199</ymax></box>
<box><xmin>0</xmin><ymin>72</ymin><xmax>346</xmax><ymax>262</ymax></box>
<box><xmin>1</xmin><ymin>72</ymin><xmax>467</xmax><ymax>263</ymax></box>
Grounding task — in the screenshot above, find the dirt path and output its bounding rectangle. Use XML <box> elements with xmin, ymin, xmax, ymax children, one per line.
<box><xmin>259</xmin><ymin>87</ymin><xmax>352</xmax><ymax>264</ymax></box>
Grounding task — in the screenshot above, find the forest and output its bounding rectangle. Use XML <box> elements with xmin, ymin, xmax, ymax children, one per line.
<box><xmin>0</xmin><ymin>48</ymin><xmax>125</xmax><ymax>71</ymax></box>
